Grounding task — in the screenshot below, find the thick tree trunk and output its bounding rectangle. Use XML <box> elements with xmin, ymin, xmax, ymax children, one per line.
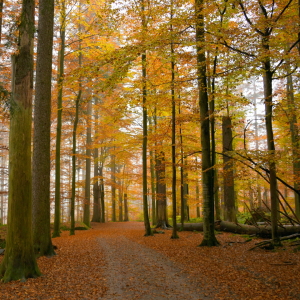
<box><xmin>83</xmin><ymin>99</ymin><xmax>92</xmax><ymax>227</ymax></box>
<box><xmin>53</xmin><ymin>2</ymin><xmax>66</xmax><ymax>238</ymax></box>
<box><xmin>195</xmin><ymin>0</ymin><xmax>219</xmax><ymax>246</ymax></box>
<box><xmin>32</xmin><ymin>0</ymin><xmax>55</xmax><ymax>257</ymax></box>
<box><xmin>222</xmin><ymin>116</ymin><xmax>236</xmax><ymax>222</ymax></box>
<box><xmin>0</xmin><ymin>0</ymin><xmax>41</xmax><ymax>280</ymax></box>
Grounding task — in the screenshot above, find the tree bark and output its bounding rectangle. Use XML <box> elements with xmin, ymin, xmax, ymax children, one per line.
<box><xmin>222</xmin><ymin>116</ymin><xmax>236</xmax><ymax>222</ymax></box>
<box><xmin>124</xmin><ymin>192</ymin><xmax>129</xmax><ymax>221</ymax></box>
<box><xmin>83</xmin><ymin>99</ymin><xmax>92</xmax><ymax>227</ymax></box>
<box><xmin>0</xmin><ymin>0</ymin><xmax>41</xmax><ymax>280</ymax></box>
<box><xmin>32</xmin><ymin>0</ymin><xmax>55</xmax><ymax>257</ymax></box>
<box><xmin>195</xmin><ymin>0</ymin><xmax>219</xmax><ymax>246</ymax></box>
<box><xmin>141</xmin><ymin>0</ymin><xmax>152</xmax><ymax>236</ymax></box>
<box><xmin>52</xmin><ymin>1</ymin><xmax>66</xmax><ymax>238</ymax></box>
<box><xmin>155</xmin><ymin>151</ymin><xmax>170</xmax><ymax>229</ymax></box>
<box><xmin>178</xmin><ymin>221</ymin><xmax>300</xmax><ymax>238</ymax></box>
<box><xmin>111</xmin><ymin>151</ymin><xmax>116</xmax><ymax>222</ymax></box>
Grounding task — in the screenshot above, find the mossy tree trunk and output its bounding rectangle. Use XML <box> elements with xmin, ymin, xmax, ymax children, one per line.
<box><xmin>53</xmin><ymin>0</ymin><xmax>66</xmax><ymax>238</ymax></box>
<box><xmin>195</xmin><ymin>0</ymin><xmax>219</xmax><ymax>246</ymax></box>
<box><xmin>32</xmin><ymin>0</ymin><xmax>56</xmax><ymax>257</ymax></box>
<box><xmin>0</xmin><ymin>0</ymin><xmax>41</xmax><ymax>281</ymax></box>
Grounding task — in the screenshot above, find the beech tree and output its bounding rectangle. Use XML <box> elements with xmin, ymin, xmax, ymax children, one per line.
<box><xmin>32</xmin><ymin>0</ymin><xmax>56</xmax><ymax>257</ymax></box>
<box><xmin>0</xmin><ymin>0</ymin><xmax>41</xmax><ymax>280</ymax></box>
<box><xmin>196</xmin><ymin>0</ymin><xmax>219</xmax><ymax>246</ymax></box>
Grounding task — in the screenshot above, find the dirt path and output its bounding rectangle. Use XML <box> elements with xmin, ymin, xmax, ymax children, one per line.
<box><xmin>0</xmin><ymin>221</ymin><xmax>300</xmax><ymax>299</ymax></box>
<box><xmin>96</xmin><ymin>222</ymin><xmax>212</xmax><ymax>299</ymax></box>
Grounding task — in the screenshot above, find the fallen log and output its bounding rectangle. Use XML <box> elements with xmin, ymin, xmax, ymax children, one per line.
<box><xmin>177</xmin><ymin>221</ymin><xmax>300</xmax><ymax>238</ymax></box>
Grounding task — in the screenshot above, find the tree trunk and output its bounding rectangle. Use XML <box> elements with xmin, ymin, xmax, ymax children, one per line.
<box><xmin>83</xmin><ymin>99</ymin><xmax>92</xmax><ymax>227</ymax></box>
<box><xmin>124</xmin><ymin>192</ymin><xmax>129</xmax><ymax>221</ymax></box>
<box><xmin>111</xmin><ymin>151</ymin><xmax>116</xmax><ymax>222</ymax></box>
<box><xmin>0</xmin><ymin>0</ymin><xmax>41</xmax><ymax>280</ymax></box>
<box><xmin>262</xmin><ymin>35</ymin><xmax>280</xmax><ymax>246</ymax></box>
<box><xmin>286</xmin><ymin>69</ymin><xmax>300</xmax><ymax>218</ymax></box>
<box><xmin>53</xmin><ymin>1</ymin><xmax>66</xmax><ymax>238</ymax></box>
<box><xmin>32</xmin><ymin>0</ymin><xmax>55</xmax><ymax>257</ymax></box>
<box><xmin>70</xmin><ymin>88</ymin><xmax>81</xmax><ymax>235</ymax></box>
<box><xmin>170</xmin><ymin>4</ymin><xmax>178</xmax><ymax>238</ymax></box>
<box><xmin>195</xmin><ymin>0</ymin><xmax>219</xmax><ymax>246</ymax></box>
<box><xmin>178</xmin><ymin>221</ymin><xmax>300</xmax><ymax>238</ymax></box>
<box><xmin>155</xmin><ymin>151</ymin><xmax>170</xmax><ymax>229</ymax></box>
<box><xmin>141</xmin><ymin>0</ymin><xmax>152</xmax><ymax>236</ymax></box>
<box><xmin>222</xmin><ymin>116</ymin><xmax>236</xmax><ymax>222</ymax></box>
<box><xmin>0</xmin><ymin>0</ymin><xmax>3</xmax><ymax>44</ymax></box>
<box><xmin>92</xmin><ymin>146</ymin><xmax>100</xmax><ymax>222</ymax></box>
<box><xmin>99</xmin><ymin>162</ymin><xmax>105</xmax><ymax>223</ymax></box>
<box><xmin>118</xmin><ymin>177</ymin><xmax>123</xmax><ymax>222</ymax></box>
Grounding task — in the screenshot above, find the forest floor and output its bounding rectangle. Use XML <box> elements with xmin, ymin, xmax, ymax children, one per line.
<box><xmin>0</xmin><ymin>222</ymin><xmax>300</xmax><ymax>299</ymax></box>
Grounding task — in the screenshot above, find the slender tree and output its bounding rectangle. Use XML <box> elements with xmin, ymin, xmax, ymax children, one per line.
<box><xmin>52</xmin><ymin>0</ymin><xmax>66</xmax><ymax>238</ymax></box>
<box><xmin>141</xmin><ymin>0</ymin><xmax>152</xmax><ymax>236</ymax></box>
<box><xmin>83</xmin><ymin>99</ymin><xmax>92</xmax><ymax>227</ymax></box>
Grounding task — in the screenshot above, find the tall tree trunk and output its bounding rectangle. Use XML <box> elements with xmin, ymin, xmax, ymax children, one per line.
<box><xmin>195</xmin><ymin>0</ymin><xmax>219</xmax><ymax>246</ymax></box>
<box><xmin>32</xmin><ymin>0</ymin><xmax>55</xmax><ymax>257</ymax></box>
<box><xmin>53</xmin><ymin>1</ymin><xmax>66</xmax><ymax>238</ymax></box>
<box><xmin>222</xmin><ymin>116</ymin><xmax>236</xmax><ymax>222</ymax></box>
<box><xmin>286</xmin><ymin>68</ymin><xmax>300</xmax><ymax>218</ymax></box>
<box><xmin>83</xmin><ymin>99</ymin><xmax>92</xmax><ymax>227</ymax></box>
<box><xmin>149</xmin><ymin>116</ymin><xmax>156</xmax><ymax>226</ymax></box>
<box><xmin>0</xmin><ymin>0</ymin><xmax>41</xmax><ymax>280</ymax></box>
<box><xmin>170</xmin><ymin>2</ymin><xmax>178</xmax><ymax>238</ymax></box>
<box><xmin>253</xmin><ymin>79</ymin><xmax>262</xmax><ymax>208</ymax></box>
<box><xmin>70</xmin><ymin>88</ymin><xmax>81</xmax><ymax>235</ymax></box>
<box><xmin>262</xmin><ymin>35</ymin><xmax>280</xmax><ymax>246</ymax></box>
<box><xmin>141</xmin><ymin>0</ymin><xmax>152</xmax><ymax>236</ymax></box>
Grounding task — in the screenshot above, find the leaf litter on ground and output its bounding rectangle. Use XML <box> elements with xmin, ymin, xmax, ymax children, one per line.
<box><xmin>0</xmin><ymin>222</ymin><xmax>299</xmax><ymax>299</ymax></box>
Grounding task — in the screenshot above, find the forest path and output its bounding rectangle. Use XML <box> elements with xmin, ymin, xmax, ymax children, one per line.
<box><xmin>95</xmin><ymin>222</ymin><xmax>213</xmax><ymax>300</ymax></box>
